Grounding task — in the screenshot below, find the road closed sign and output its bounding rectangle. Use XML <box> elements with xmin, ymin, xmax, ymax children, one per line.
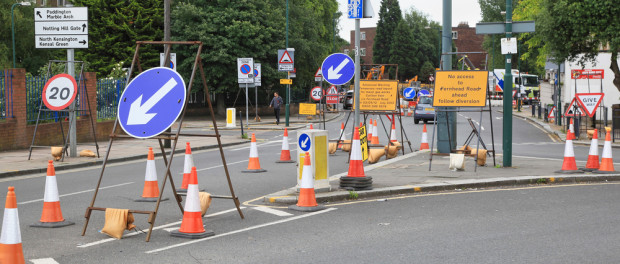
<box><xmin>433</xmin><ymin>71</ymin><xmax>488</xmax><ymax>107</ymax></box>
<box><xmin>575</xmin><ymin>93</ymin><xmax>604</xmax><ymax>117</ymax></box>
<box><xmin>355</xmin><ymin>80</ymin><xmax>398</xmax><ymax>111</ymax></box>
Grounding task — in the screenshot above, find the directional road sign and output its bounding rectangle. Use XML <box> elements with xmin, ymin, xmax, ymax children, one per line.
<box><xmin>42</xmin><ymin>73</ymin><xmax>77</xmax><ymax>111</ymax></box>
<box><xmin>321</xmin><ymin>53</ymin><xmax>355</xmax><ymax>85</ymax></box>
<box><xmin>310</xmin><ymin>86</ymin><xmax>323</xmax><ymax>101</ymax></box>
<box><xmin>403</xmin><ymin>87</ymin><xmax>416</xmax><ymax>99</ymax></box>
<box><xmin>278</xmin><ymin>48</ymin><xmax>295</xmax><ymax>72</ymax></box>
<box><xmin>418</xmin><ymin>89</ymin><xmax>430</xmax><ymax>97</ymax></box>
<box><xmin>299</xmin><ymin>133</ymin><xmax>311</xmax><ymax>152</ymax></box>
<box><xmin>476</xmin><ymin>21</ymin><xmax>536</xmax><ymax>35</ymax></box>
<box><xmin>254</xmin><ymin>63</ymin><xmax>261</xmax><ymax>86</ymax></box>
<box><xmin>118</xmin><ymin>67</ymin><xmax>186</xmax><ymax>139</ymax></box>
<box><xmin>34</xmin><ymin>7</ymin><xmax>88</xmax><ymax>49</ymax></box>
<box><xmin>348</xmin><ymin>0</ymin><xmax>363</xmax><ymax>19</ymax></box>
<box><xmin>576</xmin><ymin>93</ymin><xmax>604</xmax><ymax>117</ymax></box>
<box><xmin>237</xmin><ymin>58</ymin><xmax>254</xmax><ymax>84</ymax></box>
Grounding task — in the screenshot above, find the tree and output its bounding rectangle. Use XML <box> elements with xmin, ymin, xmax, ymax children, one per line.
<box><xmin>389</xmin><ymin>20</ymin><xmax>415</xmax><ymax>81</ymax></box>
<box><xmin>373</xmin><ymin>0</ymin><xmax>402</xmax><ymax>64</ymax></box>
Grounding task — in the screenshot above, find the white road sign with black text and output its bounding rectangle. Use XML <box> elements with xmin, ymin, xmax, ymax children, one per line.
<box><xmin>34</xmin><ymin>7</ymin><xmax>88</xmax><ymax>49</ymax></box>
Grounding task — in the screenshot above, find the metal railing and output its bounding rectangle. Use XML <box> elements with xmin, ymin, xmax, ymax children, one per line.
<box><xmin>0</xmin><ymin>70</ymin><xmax>13</xmax><ymax>120</ymax></box>
<box><xmin>96</xmin><ymin>78</ymin><xmax>125</xmax><ymax>120</ymax></box>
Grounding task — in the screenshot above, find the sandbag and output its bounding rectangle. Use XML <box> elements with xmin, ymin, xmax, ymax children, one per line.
<box><xmin>80</xmin><ymin>149</ymin><xmax>96</xmax><ymax>157</ymax></box>
<box><xmin>199</xmin><ymin>192</ymin><xmax>212</xmax><ymax>216</ymax></box>
<box><xmin>385</xmin><ymin>142</ymin><xmax>401</xmax><ymax>159</ymax></box>
<box><xmin>456</xmin><ymin>145</ymin><xmax>472</xmax><ymax>154</ymax></box>
<box><xmin>51</xmin><ymin>147</ymin><xmax>63</xmax><ymax>161</ymax></box>
<box><xmin>368</xmin><ymin>148</ymin><xmax>385</xmax><ymax>163</ymax></box>
<box><xmin>101</xmin><ymin>208</ymin><xmax>136</xmax><ymax>239</ymax></box>
<box><xmin>449</xmin><ymin>153</ymin><xmax>465</xmax><ymax>171</ymax></box>
<box><xmin>328</xmin><ymin>142</ymin><xmax>337</xmax><ymax>154</ymax></box>
<box><xmin>470</xmin><ymin>148</ymin><xmax>488</xmax><ymax>166</ymax></box>
<box><xmin>341</xmin><ymin>140</ymin><xmax>352</xmax><ymax>152</ymax></box>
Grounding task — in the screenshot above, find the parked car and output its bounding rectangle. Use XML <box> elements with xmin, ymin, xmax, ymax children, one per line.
<box><xmin>413</xmin><ymin>96</ymin><xmax>435</xmax><ymax>124</ymax></box>
<box><xmin>343</xmin><ymin>90</ymin><xmax>354</xmax><ymax>110</ymax></box>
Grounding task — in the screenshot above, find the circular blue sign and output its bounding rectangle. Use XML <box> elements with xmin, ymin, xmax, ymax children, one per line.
<box><xmin>403</xmin><ymin>87</ymin><xmax>416</xmax><ymax>99</ymax></box>
<box><xmin>321</xmin><ymin>53</ymin><xmax>355</xmax><ymax>85</ymax></box>
<box><xmin>298</xmin><ymin>133</ymin><xmax>311</xmax><ymax>152</ymax></box>
<box><xmin>418</xmin><ymin>89</ymin><xmax>430</xmax><ymax>96</ymax></box>
<box><xmin>118</xmin><ymin>67</ymin><xmax>186</xmax><ymax>139</ymax></box>
<box><xmin>240</xmin><ymin>64</ymin><xmax>251</xmax><ymax>75</ymax></box>
<box><xmin>253</xmin><ymin>69</ymin><xmax>259</xmax><ymax>77</ymax></box>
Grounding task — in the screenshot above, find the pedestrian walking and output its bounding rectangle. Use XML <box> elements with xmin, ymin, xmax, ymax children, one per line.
<box><xmin>269</xmin><ymin>92</ymin><xmax>284</xmax><ymax>125</ymax></box>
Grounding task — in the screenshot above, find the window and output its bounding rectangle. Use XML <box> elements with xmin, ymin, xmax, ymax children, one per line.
<box><xmin>452</xmin><ymin>31</ymin><xmax>458</xmax><ymax>39</ymax></box>
<box><xmin>360</xmin><ymin>48</ymin><xmax>366</xmax><ymax>56</ymax></box>
<box><xmin>361</xmin><ymin>32</ymin><xmax>366</xmax><ymax>40</ymax></box>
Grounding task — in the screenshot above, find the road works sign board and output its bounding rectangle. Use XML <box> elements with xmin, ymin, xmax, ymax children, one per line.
<box><xmin>326</xmin><ymin>85</ymin><xmax>339</xmax><ymax>104</ymax></box>
<box><xmin>237</xmin><ymin>58</ymin><xmax>254</xmax><ymax>84</ymax></box>
<box><xmin>42</xmin><ymin>73</ymin><xmax>77</xmax><ymax>111</ymax></box>
<box><xmin>433</xmin><ymin>71</ymin><xmax>488</xmax><ymax>107</ymax></box>
<box><xmin>575</xmin><ymin>93</ymin><xmax>604</xmax><ymax>117</ymax></box>
<box><xmin>321</xmin><ymin>53</ymin><xmax>355</xmax><ymax>85</ymax></box>
<box><xmin>118</xmin><ymin>67</ymin><xmax>186</xmax><ymax>139</ymax></box>
<box><xmin>315</xmin><ymin>67</ymin><xmax>323</xmax><ymax>82</ymax></box>
<box><xmin>564</xmin><ymin>97</ymin><xmax>586</xmax><ymax>117</ymax></box>
<box><xmin>354</xmin><ymin>80</ymin><xmax>398</xmax><ymax>111</ymax></box>
<box><xmin>299</xmin><ymin>103</ymin><xmax>317</xmax><ymax>115</ymax></box>
<box><xmin>278</xmin><ymin>49</ymin><xmax>294</xmax><ymax>72</ymax></box>
<box><xmin>34</xmin><ymin>7</ymin><xmax>88</xmax><ymax>49</ymax></box>
<box><xmin>359</xmin><ymin>125</ymin><xmax>368</xmax><ymax>162</ymax></box>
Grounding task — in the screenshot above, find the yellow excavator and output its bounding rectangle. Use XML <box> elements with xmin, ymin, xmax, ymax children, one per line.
<box><xmin>366</xmin><ymin>65</ymin><xmax>385</xmax><ymax>80</ymax></box>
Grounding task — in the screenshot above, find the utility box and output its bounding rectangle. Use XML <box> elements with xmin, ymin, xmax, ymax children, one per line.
<box><xmin>226</xmin><ymin>108</ymin><xmax>236</xmax><ymax>128</ymax></box>
<box><xmin>296</xmin><ymin>129</ymin><xmax>330</xmax><ymax>192</ymax></box>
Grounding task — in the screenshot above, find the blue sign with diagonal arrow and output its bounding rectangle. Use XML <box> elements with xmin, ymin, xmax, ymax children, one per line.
<box><xmin>118</xmin><ymin>67</ymin><xmax>186</xmax><ymax>139</ymax></box>
<box><xmin>403</xmin><ymin>87</ymin><xmax>416</xmax><ymax>99</ymax></box>
<box><xmin>321</xmin><ymin>53</ymin><xmax>355</xmax><ymax>86</ymax></box>
<box><xmin>298</xmin><ymin>133</ymin><xmax>311</xmax><ymax>152</ymax></box>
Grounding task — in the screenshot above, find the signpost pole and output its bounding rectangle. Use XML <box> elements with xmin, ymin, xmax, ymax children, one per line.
<box><xmin>437</xmin><ymin>0</ymin><xmax>455</xmax><ymax>153</ymax></box>
<box><xmin>245</xmin><ymin>82</ymin><xmax>249</xmax><ymax>127</ymax></box>
<box><xmin>285</xmin><ymin>0</ymin><xmax>290</xmax><ymax>127</ymax></box>
<box><xmin>354</xmin><ymin>19</ymin><xmax>360</xmax><ymax>126</ymax></box>
<box><xmin>502</xmin><ymin>0</ymin><xmax>513</xmax><ymax>167</ymax></box>
<box><xmin>67</xmin><ymin>2</ymin><xmax>77</xmax><ymax>157</ymax></box>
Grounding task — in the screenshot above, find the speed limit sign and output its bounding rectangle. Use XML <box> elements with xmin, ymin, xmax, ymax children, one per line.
<box><xmin>310</xmin><ymin>86</ymin><xmax>323</xmax><ymax>101</ymax></box>
<box><xmin>42</xmin><ymin>74</ymin><xmax>78</xmax><ymax>110</ymax></box>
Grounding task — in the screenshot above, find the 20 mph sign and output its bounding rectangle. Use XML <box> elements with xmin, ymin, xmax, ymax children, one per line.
<box><xmin>42</xmin><ymin>73</ymin><xmax>77</xmax><ymax>110</ymax></box>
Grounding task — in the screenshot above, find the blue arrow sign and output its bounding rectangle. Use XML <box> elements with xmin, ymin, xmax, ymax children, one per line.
<box><xmin>298</xmin><ymin>133</ymin><xmax>311</xmax><ymax>152</ymax></box>
<box><xmin>418</xmin><ymin>89</ymin><xmax>430</xmax><ymax>97</ymax></box>
<box><xmin>118</xmin><ymin>67</ymin><xmax>186</xmax><ymax>139</ymax></box>
<box><xmin>348</xmin><ymin>0</ymin><xmax>363</xmax><ymax>19</ymax></box>
<box><xmin>321</xmin><ymin>53</ymin><xmax>355</xmax><ymax>86</ymax></box>
<box><xmin>403</xmin><ymin>87</ymin><xmax>416</xmax><ymax>99</ymax></box>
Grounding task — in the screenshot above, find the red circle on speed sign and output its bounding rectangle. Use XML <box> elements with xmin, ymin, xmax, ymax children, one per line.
<box><xmin>42</xmin><ymin>73</ymin><xmax>78</xmax><ymax>110</ymax></box>
<box><xmin>310</xmin><ymin>86</ymin><xmax>323</xmax><ymax>101</ymax></box>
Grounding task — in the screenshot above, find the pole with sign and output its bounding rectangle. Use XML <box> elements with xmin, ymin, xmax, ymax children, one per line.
<box><xmin>347</xmin><ymin>0</ymin><xmax>373</xmax><ymax>128</ymax></box>
<box><xmin>237</xmin><ymin>58</ymin><xmax>254</xmax><ymax>127</ymax></box>
<box><xmin>254</xmin><ymin>63</ymin><xmax>261</xmax><ymax>121</ymax></box>
<box><xmin>278</xmin><ymin>48</ymin><xmax>295</xmax><ymax>126</ymax></box>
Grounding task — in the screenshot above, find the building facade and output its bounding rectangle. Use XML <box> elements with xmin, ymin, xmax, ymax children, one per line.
<box><xmin>344</xmin><ymin>27</ymin><xmax>377</xmax><ymax>64</ymax></box>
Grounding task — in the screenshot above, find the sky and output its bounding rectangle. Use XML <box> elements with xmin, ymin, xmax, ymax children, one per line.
<box><xmin>337</xmin><ymin>0</ymin><xmax>482</xmax><ymax>42</ymax></box>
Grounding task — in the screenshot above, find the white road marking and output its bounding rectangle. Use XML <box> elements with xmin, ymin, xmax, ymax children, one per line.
<box><xmin>30</xmin><ymin>258</ymin><xmax>60</xmax><ymax>264</ymax></box>
<box><xmin>18</xmin><ymin>182</ymin><xmax>134</xmax><ymax>205</ymax></box>
<box><xmin>194</xmin><ymin>159</ymin><xmax>248</xmax><ymax>173</ymax></box>
<box><xmin>253</xmin><ymin>206</ymin><xmax>293</xmax><ymax>216</ymax></box>
<box><xmin>77</xmin><ymin>207</ymin><xmax>244</xmax><ymax>248</ymax></box>
<box><xmin>145</xmin><ymin>208</ymin><xmax>337</xmax><ymax>254</ymax></box>
<box><xmin>513</xmin><ymin>155</ymin><xmax>620</xmax><ymax>165</ymax></box>
<box><xmin>230</xmin><ymin>140</ymin><xmax>284</xmax><ymax>151</ymax></box>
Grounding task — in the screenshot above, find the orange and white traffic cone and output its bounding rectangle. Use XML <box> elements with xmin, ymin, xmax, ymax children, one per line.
<box><xmin>340</xmin><ymin>127</ymin><xmax>373</xmax><ymax>189</ymax></box>
<box><xmin>400</xmin><ymin>106</ymin><xmax>405</xmax><ymax>116</ymax></box>
<box><xmin>289</xmin><ymin>152</ymin><xmax>325</xmax><ymax>212</ymax></box>
<box><xmin>419</xmin><ymin>124</ymin><xmax>430</xmax><ymax>150</ymax></box>
<box><xmin>389</xmin><ymin>121</ymin><xmax>398</xmax><ymax>143</ymax></box>
<box><xmin>309</xmin><ymin>124</ymin><xmax>314</xmax><ymax>129</ymax></box>
<box><xmin>338</xmin><ymin>122</ymin><xmax>347</xmax><ymax>149</ymax></box>
<box><xmin>582</xmin><ymin>129</ymin><xmax>600</xmax><ymax>171</ymax></box>
<box><xmin>367</xmin><ymin>118</ymin><xmax>373</xmax><ymax>141</ymax></box>
<box><xmin>31</xmin><ymin>161</ymin><xmax>74</xmax><ymax>228</ymax></box>
<box><xmin>243</xmin><ymin>133</ymin><xmax>266</xmax><ymax>173</ymax></box>
<box><xmin>171</xmin><ymin>167</ymin><xmax>214</xmax><ymax>239</ymax></box>
<box><xmin>371</xmin><ymin>119</ymin><xmax>380</xmax><ymax>145</ymax></box>
<box><xmin>407</xmin><ymin>106</ymin><xmax>413</xmax><ymax>117</ymax></box>
<box><xmin>555</xmin><ymin>126</ymin><xmax>582</xmax><ymax>173</ymax></box>
<box><xmin>0</xmin><ymin>187</ymin><xmax>24</xmax><ymax>264</ymax></box>
<box><xmin>595</xmin><ymin>129</ymin><xmax>616</xmax><ymax>174</ymax></box>
<box><xmin>136</xmin><ymin>148</ymin><xmax>169</xmax><ymax>202</ymax></box>
<box><xmin>178</xmin><ymin>142</ymin><xmax>194</xmax><ymax>193</ymax></box>
<box><xmin>276</xmin><ymin>128</ymin><xmax>295</xmax><ymax>163</ymax></box>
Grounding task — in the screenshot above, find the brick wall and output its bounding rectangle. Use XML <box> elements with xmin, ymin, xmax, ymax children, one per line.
<box><xmin>452</xmin><ymin>23</ymin><xmax>486</xmax><ymax>69</ymax></box>
<box><xmin>345</xmin><ymin>27</ymin><xmax>377</xmax><ymax>64</ymax></box>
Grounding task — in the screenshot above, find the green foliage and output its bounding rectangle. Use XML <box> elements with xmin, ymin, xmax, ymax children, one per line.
<box><xmin>419</xmin><ymin>61</ymin><xmax>436</xmax><ymax>82</ymax></box>
<box><xmin>389</xmin><ymin>20</ymin><xmax>415</xmax><ymax>81</ymax></box>
<box><xmin>373</xmin><ymin>0</ymin><xmax>402</xmax><ymax>64</ymax></box>
<box><xmin>348</xmin><ymin>190</ymin><xmax>358</xmax><ymax>199</ymax></box>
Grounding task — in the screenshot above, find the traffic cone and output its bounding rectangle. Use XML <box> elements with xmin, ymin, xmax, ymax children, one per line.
<box><xmin>419</xmin><ymin>124</ymin><xmax>430</xmax><ymax>150</ymax></box>
<box><xmin>309</xmin><ymin>124</ymin><xmax>314</xmax><ymax>129</ymax></box>
<box><xmin>367</xmin><ymin>118</ymin><xmax>373</xmax><ymax>141</ymax></box>
<box><xmin>582</xmin><ymin>129</ymin><xmax>599</xmax><ymax>171</ymax></box>
<box><xmin>289</xmin><ymin>152</ymin><xmax>325</xmax><ymax>212</ymax></box>
<box><xmin>340</xmin><ymin>127</ymin><xmax>373</xmax><ymax>190</ymax></box>
<box><xmin>595</xmin><ymin>129</ymin><xmax>616</xmax><ymax>174</ymax></box>
<box><xmin>338</xmin><ymin>123</ymin><xmax>347</xmax><ymax>149</ymax></box>
<box><xmin>555</xmin><ymin>127</ymin><xmax>582</xmax><ymax>173</ymax></box>
<box><xmin>243</xmin><ymin>133</ymin><xmax>266</xmax><ymax>173</ymax></box>
<box><xmin>371</xmin><ymin>119</ymin><xmax>380</xmax><ymax>145</ymax></box>
<box><xmin>276</xmin><ymin>128</ymin><xmax>295</xmax><ymax>163</ymax></box>
<box><xmin>407</xmin><ymin>106</ymin><xmax>413</xmax><ymax>116</ymax></box>
<box><xmin>30</xmin><ymin>161</ymin><xmax>74</xmax><ymax>228</ymax></box>
<box><xmin>171</xmin><ymin>167</ymin><xmax>214</xmax><ymax>239</ymax></box>
<box><xmin>389</xmin><ymin>121</ymin><xmax>398</xmax><ymax>143</ymax></box>
<box><xmin>136</xmin><ymin>148</ymin><xmax>169</xmax><ymax>202</ymax></box>
<box><xmin>400</xmin><ymin>106</ymin><xmax>404</xmax><ymax>116</ymax></box>
<box><xmin>0</xmin><ymin>187</ymin><xmax>24</xmax><ymax>264</ymax></box>
<box><xmin>178</xmin><ymin>142</ymin><xmax>194</xmax><ymax>193</ymax></box>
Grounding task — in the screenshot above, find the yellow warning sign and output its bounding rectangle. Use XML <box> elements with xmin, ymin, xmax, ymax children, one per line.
<box><xmin>433</xmin><ymin>71</ymin><xmax>488</xmax><ymax>107</ymax></box>
<box><xmin>359</xmin><ymin>125</ymin><xmax>368</xmax><ymax>162</ymax></box>
<box><xmin>280</xmin><ymin>79</ymin><xmax>292</xmax><ymax>84</ymax></box>
<box><xmin>354</xmin><ymin>80</ymin><xmax>398</xmax><ymax>111</ymax></box>
<box><xmin>299</xmin><ymin>103</ymin><xmax>317</xmax><ymax>115</ymax></box>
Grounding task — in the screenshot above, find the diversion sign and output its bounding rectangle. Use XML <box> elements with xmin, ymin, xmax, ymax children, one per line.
<box><xmin>433</xmin><ymin>71</ymin><xmax>488</xmax><ymax>107</ymax></box>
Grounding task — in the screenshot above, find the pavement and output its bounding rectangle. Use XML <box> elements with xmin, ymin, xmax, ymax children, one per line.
<box><xmin>2</xmin><ymin>107</ymin><xmax>620</xmax><ymax>206</ymax></box>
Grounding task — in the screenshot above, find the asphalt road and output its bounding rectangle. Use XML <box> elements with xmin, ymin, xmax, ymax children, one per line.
<box><xmin>2</xmin><ymin>108</ymin><xmax>619</xmax><ymax>263</ymax></box>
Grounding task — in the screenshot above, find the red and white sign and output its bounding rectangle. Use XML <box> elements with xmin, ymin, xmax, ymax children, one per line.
<box><xmin>42</xmin><ymin>73</ymin><xmax>78</xmax><ymax>111</ymax></box>
<box><xmin>571</xmin><ymin>69</ymin><xmax>604</xmax><ymax>79</ymax></box>
<box><xmin>548</xmin><ymin>106</ymin><xmax>556</xmax><ymax>119</ymax></box>
<box><xmin>310</xmin><ymin>86</ymin><xmax>323</xmax><ymax>101</ymax></box>
<box><xmin>512</xmin><ymin>89</ymin><xmax>517</xmax><ymax>98</ymax></box>
<box><xmin>564</xmin><ymin>97</ymin><xmax>586</xmax><ymax>117</ymax></box>
<box><xmin>575</xmin><ymin>93</ymin><xmax>604</xmax><ymax>117</ymax></box>
<box><xmin>279</xmin><ymin>50</ymin><xmax>293</xmax><ymax>64</ymax></box>
<box><xmin>429</xmin><ymin>76</ymin><xmax>434</xmax><ymax>82</ymax></box>
<box><xmin>314</xmin><ymin>67</ymin><xmax>323</xmax><ymax>82</ymax></box>
<box><xmin>326</xmin><ymin>85</ymin><xmax>338</xmax><ymax>104</ymax></box>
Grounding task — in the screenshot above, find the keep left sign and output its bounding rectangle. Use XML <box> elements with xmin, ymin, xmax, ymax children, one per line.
<box><xmin>576</xmin><ymin>93</ymin><xmax>604</xmax><ymax>117</ymax></box>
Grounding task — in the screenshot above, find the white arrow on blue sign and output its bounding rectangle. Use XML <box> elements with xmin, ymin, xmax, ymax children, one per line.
<box><xmin>299</xmin><ymin>133</ymin><xmax>311</xmax><ymax>152</ymax></box>
<box><xmin>118</xmin><ymin>67</ymin><xmax>186</xmax><ymax>139</ymax></box>
<box><xmin>321</xmin><ymin>53</ymin><xmax>355</xmax><ymax>86</ymax></box>
<box><xmin>403</xmin><ymin>87</ymin><xmax>416</xmax><ymax>99</ymax></box>
<box><xmin>418</xmin><ymin>89</ymin><xmax>430</xmax><ymax>97</ymax></box>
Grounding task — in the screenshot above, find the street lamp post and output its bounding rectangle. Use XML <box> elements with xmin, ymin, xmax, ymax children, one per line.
<box><xmin>11</xmin><ymin>2</ymin><xmax>31</xmax><ymax>69</ymax></box>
